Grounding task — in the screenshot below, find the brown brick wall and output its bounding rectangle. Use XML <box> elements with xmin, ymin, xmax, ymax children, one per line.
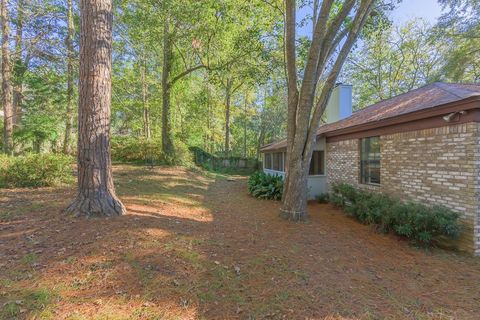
<box><xmin>326</xmin><ymin>139</ymin><xmax>359</xmax><ymax>188</ymax></box>
<box><xmin>326</xmin><ymin>122</ymin><xmax>480</xmax><ymax>254</ymax></box>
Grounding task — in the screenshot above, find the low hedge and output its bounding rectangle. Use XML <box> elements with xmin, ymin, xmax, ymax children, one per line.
<box><xmin>247</xmin><ymin>171</ymin><xmax>283</xmax><ymax>200</ymax></box>
<box><xmin>328</xmin><ymin>183</ymin><xmax>462</xmax><ymax>245</ymax></box>
<box><xmin>0</xmin><ymin>153</ymin><xmax>74</xmax><ymax>188</ymax></box>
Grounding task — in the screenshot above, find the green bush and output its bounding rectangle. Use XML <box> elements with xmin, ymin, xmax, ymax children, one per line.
<box><xmin>247</xmin><ymin>171</ymin><xmax>283</xmax><ymax>200</ymax></box>
<box><xmin>111</xmin><ymin>136</ymin><xmax>192</xmax><ymax>166</ymax></box>
<box><xmin>0</xmin><ymin>154</ymin><xmax>13</xmax><ymax>172</ymax></box>
<box><xmin>330</xmin><ymin>183</ymin><xmax>462</xmax><ymax>245</ymax></box>
<box><xmin>316</xmin><ymin>192</ymin><xmax>330</xmax><ymax>204</ymax></box>
<box><xmin>392</xmin><ymin>202</ymin><xmax>462</xmax><ymax>244</ymax></box>
<box><xmin>111</xmin><ymin>137</ymin><xmax>161</xmax><ymax>163</ymax></box>
<box><xmin>0</xmin><ymin>153</ymin><xmax>74</xmax><ymax>188</ymax></box>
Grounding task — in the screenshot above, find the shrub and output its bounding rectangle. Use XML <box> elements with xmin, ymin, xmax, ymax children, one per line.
<box><xmin>247</xmin><ymin>171</ymin><xmax>283</xmax><ymax>200</ymax></box>
<box><xmin>392</xmin><ymin>202</ymin><xmax>462</xmax><ymax>244</ymax></box>
<box><xmin>161</xmin><ymin>141</ymin><xmax>193</xmax><ymax>166</ymax></box>
<box><xmin>316</xmin><ymin>192</ymin><xmax>330</xmax><ymax>204</ymax></box>
<box><xmin>111</xmin><ymin>137</ymin><xmax>161</xmax><ymax>163</ymax></box>
<box><xmin>352</xmin><ymin>191</ymin><xmax>397</xmax><ymax>232</ymax></box>
<box><xmin>111</xmin><ymin>136</ymin><xmax>192</xmax><ymax>166</ymax></box>
<box><xmin>0</xmin><ymin>153</ymin><xmax>74</xmax><ymax>188</ymax></box>
<box><xmin>330</xmin><ymin>182</ymin><xmax>462</xmax><ymax>245</ymax></box>
<box><xmin>0</xmin><ymin>154</ymin><xmax>13</xmax><ymax>172</ymax></box>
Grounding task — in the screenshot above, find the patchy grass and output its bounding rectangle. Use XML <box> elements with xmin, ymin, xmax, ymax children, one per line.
<box><xmin>0</xmin><ymin>165</ymin><xmax>479</xmax><ymax>319</ymax></box>
<box><xmin>0</xmin><ymin>287</ymin><xmax>56</xmax><ymax>319</ymax></box>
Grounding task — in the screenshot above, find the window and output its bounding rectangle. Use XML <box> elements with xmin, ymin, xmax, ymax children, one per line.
<box><xmin>272</xmin><ymin>152</ymin><xmax>283</xmax><ymax>171</ymax></box>
<box><xmin>264</xmin><ymin>153</ymin><xmax>272</xmax><ymax>169</ymax></box>
<box><xmin>360</xmin><ymin>136</ymin><xmax>381</xmax><ymax>185</ymax></box>
<box><xmin>309</xmin><ymin>150</ymin><xmax>325</xmax><ymax>175</ymax></box>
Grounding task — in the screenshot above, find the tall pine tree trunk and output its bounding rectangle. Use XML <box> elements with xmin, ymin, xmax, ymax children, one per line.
<box><xmin>161</xmin><ymin>18</ymin><xmax>174</xmax><ymax>160</ymax></box>
<box><xmin>256</xmin><ymin>127</ymin><xmax>265</xmax><ymax>159</ymax></box>
<box><xmin>243</xmin><ymin>92</ymin><xmax>247</xmax><ymax>158</ymax></box>
<box><xmin>141</xmin><ymin>54</ymin><xmax>151</xmax><ymax>139</ymax></box>
<box><xmin>13</xmin><ymin>0</ymin><xmax>23</xmax><ymax>127</ymax></box>
<box><xmin>66</xmin><ymin>0</ymin><xmax>126</xmax><ymax>217</ymax></box>
<box><xmin>205</xmin><ymin>81</ymin><xmax>211</xmax><ymax>152</ymax></box>
<box><xmin>224</xmin><ymin>79</ymin><xmax>232</xmax><ymax>156</ymax></box>
<box><xmin>256</xmin><ymin>87</ymin><xmax>267</xmax><ymax>159</ymax></box>
<box><xmin>1</xmin><ymin>0</ymin><xmax>13</xmax><ymax>154</ymax></box>
<box><xmin>63</xmin><ymin>0</ymin><xmax>75</xmax><ymax>154</ymax></box>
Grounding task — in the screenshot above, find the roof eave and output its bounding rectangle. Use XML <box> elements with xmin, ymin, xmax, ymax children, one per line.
<box><xmin>321</xmin><ymin>95</ymin><xmax>480</xmax><ymax>139</ymax></box>
<box><xmin>261</xmin><ymin>95</ymin><xmax>480</xmax><ymax>152</ymax></box>
<box><xmin>260</xmin><ymin>144</ymin><xmax>287</xmax><ymax>152</ymax></box>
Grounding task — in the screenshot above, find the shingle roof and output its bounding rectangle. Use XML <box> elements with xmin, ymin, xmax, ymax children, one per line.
<box><xmin>261</xmin><ymin>82</ymin><xmax>480</xmax><ymax>151</ymax></box>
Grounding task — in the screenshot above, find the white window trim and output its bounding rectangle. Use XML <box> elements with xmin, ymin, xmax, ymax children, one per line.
<box><xmin>264</xmin><ymin>147</ymin><xmax>327</xmax><ymax>177</ymax></box>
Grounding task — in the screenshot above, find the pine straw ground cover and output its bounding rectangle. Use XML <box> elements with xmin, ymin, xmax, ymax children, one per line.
<box><xmin>1</xmin><ymin>165</ymin><xmax>479</xmax><ymax>320</ymax></box>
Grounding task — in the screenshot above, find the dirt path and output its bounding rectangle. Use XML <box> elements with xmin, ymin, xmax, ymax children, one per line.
<box><xmin>1</xmin><ymin>165</ymin><xmax>479</xmax><ymax>319</ymax></box>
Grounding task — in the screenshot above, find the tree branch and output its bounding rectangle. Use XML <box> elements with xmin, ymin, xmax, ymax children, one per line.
<box><xmin>305</xmin><ymin>0</ymin><xmax>375</xmax><ymax>158</ymax></box>
<box><xmin>314</xmin><ymin>0</ymin><xmax>355</xmax><ymax>81</ymax></box>
<box><xmin>285</xmin><ymin>0</ymin><xmax>297</xmax><ymax>96</ymax></box>
<box><xmin>285</xmin><ymin>0</ymin><xmax>298</xmax><ymax>157</ymax></box>
<box><xmin>169</xmin><ymin>64</ymin><xmax>207</xmax><ymax>87</ymax></box>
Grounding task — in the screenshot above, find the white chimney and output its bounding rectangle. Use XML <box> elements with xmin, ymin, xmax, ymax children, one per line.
<box><xmin>325</xmin><ymin>83</ymin><xmax>352</xmax><ymax>123</ymax></box>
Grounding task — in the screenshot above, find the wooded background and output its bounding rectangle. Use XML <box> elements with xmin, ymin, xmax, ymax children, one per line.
<box><xmin>0</xmin><ymin>0</ymin><xmax>478</xmax><ymax>163</ymax></box>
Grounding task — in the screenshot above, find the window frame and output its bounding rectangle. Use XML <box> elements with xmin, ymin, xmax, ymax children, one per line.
<box><xmin>308</xmin><ymin>150</ymin><xmax>326</xmax><ymax>176</ymax></box>
<box><xmin>359</xmin><ymin>136</ymin><xmax>381</xmax><ymax>185</ymax></box>
<box><xmin>264</xmin><ymin>153</ymin><xmax>272</xmax><ymax>170</ymax></box>
<box><xmin>272</xmin><ymin>152</ymin><xmax>283</xmax><ymax>171</ymax></box>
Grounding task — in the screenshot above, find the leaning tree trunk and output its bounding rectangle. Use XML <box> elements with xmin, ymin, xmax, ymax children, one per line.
<box><xmin>1</xmin><ymin>0</ymin><xmax>13</xmax><ymax>155</ymax></box>
<box><xmin>281</xmin><ymin>0</ymin><xmax>374</xmax><ymax>221</ymax></box>
<box><xmin>66</xmin><ymin>0</ymin><xmax>126</xmax><ymax>217</ymax></box>
<box><xmin>63</xmin><ymin>0</ymin><xmax>75</xmax><ymax>154</ymax></box>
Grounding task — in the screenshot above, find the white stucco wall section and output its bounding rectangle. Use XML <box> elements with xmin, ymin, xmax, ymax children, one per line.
<box><xmin>263</xmin><ymin>137</ymin><xmax>327</xmax><ymax>200</ymax></box>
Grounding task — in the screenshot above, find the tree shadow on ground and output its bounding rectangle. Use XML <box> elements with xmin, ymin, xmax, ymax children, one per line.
<box><xmin>1</xmin><ymin>165</ymin><xmax>480</xmax><ymax>319</ymax></box>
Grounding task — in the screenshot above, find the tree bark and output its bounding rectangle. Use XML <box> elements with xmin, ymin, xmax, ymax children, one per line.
<box><xmin>1</xmin><ymin>0</ymin><xmax>13</xmax><ymax>154</ymax></box>
<box><xmin>205</xmin><ymin>81</ymin><xmax>211</xmax><ymax>152</ymax></box>
<box><xmin>66</xmin><ymin>0</ymin><xmax>126</xmax><ymax>217</ymax></box>
<box><xmin>141</xmin><ymin>54</ymin><xmax>151</xmax><ymax>140</ymax></box>
<box><xmin>224</xmin><ymin>79</ymin><xmax>232</xmax><ymax>156</ymax></box>
<box><xmin>256</xmin><ymin>127</ymin><xmax>265</xmax><ymax>159</ymax></box>
<box><xmin>243</xmin><ymin>92</ymin><xmax>247</xmax><ymax>158</ymax></box>
<box><xmin>161</xmin><ymin>18</ymin><xmax>174</xmax><ymax>160</ymax></box>
<box><xmin>63</xmin><ymin>0</ymin><xmax>75</xmax><ymax>154</ymax></box>
<box><xmin>280</xmin><ymin>161</ymin><xmax>309</xmax><ymax>220</ymax></box>
<box><xmin>12</xmin><ymin>0</ymin><xmax>23</xmax><ymax>127</ymax></box>
<box><xmin>256</xmin><ymin>87</ymin><xmax>268</xmax><ymax>159</ymax></box>
<box><xmin>281</xmin><ymin>0</ymin><xmax>374</xmax><ymax>221</ymax></box>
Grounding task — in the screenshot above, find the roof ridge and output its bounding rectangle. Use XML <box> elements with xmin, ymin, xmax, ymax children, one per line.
<box><xmin>432</xmin><ymin>82</ymin><xmax>464</xmax><ymax>99</ymax></box>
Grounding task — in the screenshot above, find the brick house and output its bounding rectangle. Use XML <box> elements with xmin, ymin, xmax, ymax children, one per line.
<box><xmin>260</xmin><ymin>82</ymin><xmax>480</xmax><ymax>255</ymax></box>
